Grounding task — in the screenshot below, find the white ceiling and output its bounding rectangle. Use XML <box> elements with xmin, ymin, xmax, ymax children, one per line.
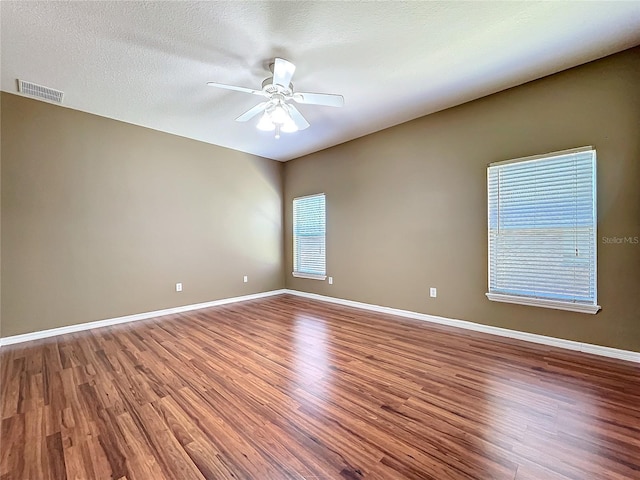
<box><xmin>2</xmin><ymin>2</ymin><xmax>640</xmax><ymax>162</ymax></box>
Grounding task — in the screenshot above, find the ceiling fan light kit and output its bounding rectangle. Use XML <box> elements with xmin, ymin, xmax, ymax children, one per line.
<box><xmin>256</xmin><ymin>104</ymin><xmax>298</xmax><ymax>138</ymax></box>
<box><xmin>208</xmin><ymin>58</ymin><xmax>343</xmax><ymax>139</ymax></box>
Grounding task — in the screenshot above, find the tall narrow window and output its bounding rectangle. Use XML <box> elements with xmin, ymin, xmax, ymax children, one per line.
<box><xmin>293</xmin><ymin>193</ymin><xmax>326</xmax><ymax>280</ymax></box>
<box><xmin>487</xmin><ymin>147</ymin><xmax>599</xmax><ymax>314</ymax></box>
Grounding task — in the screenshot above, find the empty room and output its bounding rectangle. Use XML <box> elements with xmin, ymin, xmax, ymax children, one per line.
<box><xmin>1</xmin><ymin>2</ymin><xmax>639</xmax><ymax>479</ymax></box>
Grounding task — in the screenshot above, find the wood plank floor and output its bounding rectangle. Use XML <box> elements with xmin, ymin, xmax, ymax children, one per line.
<box><xmin>1</xmin><ymin>294</ymin><xmax>639</xmax><ymax>480</ymax></box>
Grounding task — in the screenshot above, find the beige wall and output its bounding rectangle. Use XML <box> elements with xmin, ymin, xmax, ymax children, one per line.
<box><xmin>0</xmin><ymin>93</ymin><xmax>2</xmax><ymax>338</ymax></box>
<box><xmin>284</xmin><ymin>47</ymin><xmax>640</xmax><ymax>352</ymax></box>
<box><xmin>1</xmin><ymin>93</ymin><xmax>284</xmax><ymax>337</ymax></box>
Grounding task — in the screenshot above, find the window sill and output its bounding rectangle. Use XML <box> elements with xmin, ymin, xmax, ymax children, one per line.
<box><xmin>486</xmin><ymin>293</ymin><xmax>601</xmax><ymax>314</ymax></box>
<box><xmin>292</xmin><ymin>272</ymin><xmax>327</xmax><ymax>281</ymax></box>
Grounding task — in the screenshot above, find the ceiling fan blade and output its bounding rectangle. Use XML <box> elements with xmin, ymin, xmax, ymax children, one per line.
<box><xmin>285</xmin><ymin>104</ymin><xmax>310</xmax><ymax>130</ymax></box>
<box><xmin>273</xmin><ymin>58</ymin><xmax>296</xmax><ymax>88</ymax></box>
<box><xmin>235</xmin><ymin>102</ymin><xmax>268</xmax><ymax>122</ymax></box>
<box><xmin>207</xmin><ymin>82</ymin><xmax>265</xmax><ymax>96</ymax></box>
<box><xmin>293</xmin><ymin>92</ymin><xmax>344</xmax><ymax>107</ymax></box>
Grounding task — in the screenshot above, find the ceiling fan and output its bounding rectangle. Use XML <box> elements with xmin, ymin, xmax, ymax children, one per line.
<box><xmin>207</xmin><ymin>58</ymin><xmax>344</xmax><ymax>139</ymax></box>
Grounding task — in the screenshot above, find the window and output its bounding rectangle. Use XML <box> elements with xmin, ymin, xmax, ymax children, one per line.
<box><xmin>487</xmin><ymin>147</ymin><xmax>600</xmax><ymax>314</ymax></box>
<box><xmin>293</xmin><ymin>193</ymin><xmax>326</xmax><ymax>280</ymax></box>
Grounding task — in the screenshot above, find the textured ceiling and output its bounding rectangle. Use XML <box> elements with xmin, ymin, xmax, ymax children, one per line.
<box><xmin>2</xmin><ymin>1</ymin><xmax>640</xmax><ymax>162</ymax></box>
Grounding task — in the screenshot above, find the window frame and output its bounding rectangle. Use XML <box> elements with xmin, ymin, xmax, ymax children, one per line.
<box><xmin>486</xmin><ymin>146</ymin><xmax>600</xmax><ymax>314</ymax></box>
<box><xmin>292</xmin><ymin>193</ymin><xmax>327</xmax><ymax>281</ymax></box>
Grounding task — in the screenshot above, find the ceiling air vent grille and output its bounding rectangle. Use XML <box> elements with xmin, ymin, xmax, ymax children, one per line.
<box><xmin>18</xmin><ymin>80</ymin><xmax>64</xmax><ymax>104</ymax></box>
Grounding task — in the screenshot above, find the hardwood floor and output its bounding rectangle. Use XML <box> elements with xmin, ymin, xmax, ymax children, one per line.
<box><xmin>1</xmin><ymin>294</ymin><xmax>639</xmax><ymax>479</ymax></box>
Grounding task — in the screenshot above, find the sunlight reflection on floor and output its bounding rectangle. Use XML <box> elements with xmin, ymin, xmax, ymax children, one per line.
<box><xmin>293</xmin><ymin>315</ymin><xmax>332</xmax><ymax>398</ymax></box>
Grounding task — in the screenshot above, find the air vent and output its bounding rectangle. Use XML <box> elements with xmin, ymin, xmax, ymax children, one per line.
<box><xmin>17</xmin><ymin>80</ymin><xmax>64</xmax><ymax>104</ymax></box>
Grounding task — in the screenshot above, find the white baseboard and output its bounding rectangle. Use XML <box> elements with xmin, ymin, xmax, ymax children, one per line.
<box><xmin>284</xmin><ymin>289</ymin><xmax>640</xmax><ymax>364</ymax></box>
<box><xmin>3</xmin><ymin>288</ymin><xmax>638</xmax><ymax>364</ymax></box>
<box><xmin>0</xmin><ymin>289</ymin><xmax>287</xmax><ymax>347</ymax></box>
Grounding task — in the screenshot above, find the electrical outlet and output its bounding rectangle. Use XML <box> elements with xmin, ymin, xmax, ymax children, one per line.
<box><xmin>243</xmin><ymin>275</ymin><xmax>248</xmax><ymax>283</ymax></box>
<box><xmin>176</xmin><ymin>282</ymin><xmax>183</xmax><ymax>292</ymax></box>
<box><xmin>430</xmin><ymin>287</ymin><xmax>437</xmax><ymax>298</ymax></box>
<box><xmin>328</xmin><ymin>277</ymin><xmax>333</xmax><ymax>285</ymax></box>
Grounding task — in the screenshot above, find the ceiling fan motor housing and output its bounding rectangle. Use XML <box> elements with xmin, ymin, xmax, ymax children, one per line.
<box><xmin>262</xmin><ymin>78</ymin><xmax>293</xmax><ymax>96</ymax></box>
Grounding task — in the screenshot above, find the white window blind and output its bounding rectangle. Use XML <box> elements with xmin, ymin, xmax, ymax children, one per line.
<box><xmin>487</xmin><ymin>147</ymin><xmax>600</xmax><ymax>314</ymax></box>
<box><xmin>293</xmin><ymin>193</ymin><xmax>326</xmax><ymax>280</ymax></box>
